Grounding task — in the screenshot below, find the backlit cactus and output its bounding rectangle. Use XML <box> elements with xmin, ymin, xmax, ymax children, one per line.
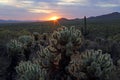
<box><xmin>33</xmin><ymin>26</ymin><xmax>83</xmax><ymax>80</ymax></box>
<box><xmin>34</xmin><ymin>26</ymin><xmax>83</xmax><ymax>68</ymax></box>
<box><xmin>16</xmin><ymin>61</ymin><xmax>46</xmax><ymax>80</ymax></box>
<box><xmin>40</xmin><ymin>33</ymin><xmax>49</xmax><ymax>47</ymax></box>
<box><xmin>33</xmin><ymin>32</ymin><xmax>40</xmax><ymax>41</ymax></box>
<box><xmin>7</xmin><ymin>39</ymin><xmax>23</xmax><ymax>56</ymax></box>
<box><xmin>68</xmin><ymin>50</ymin><xmax>114</xmax><ymax>80</ymax></box>
<box><xmin>33</xmin><ymin>48</ymin><xmax>54</xmax><ymax>69</ymax></box>
<box><xmin>7</xmin><ymin>39</ymin><xmax>25</xmax><ymax>80</ymax></box>
<box><xmin>40</xmin><ymin>33</ymin><xmax>48</xmax><ymax>40</ymax></box>
<box><xmin>18</xmin><ymin>35</ymin><xmax>33</xmax><ymax>46</ymax></box>
<box><xmin>48</xmin><ymin>26</ymin><xmax>82</xmax><ymax>56</ymax></box>
<box><xmin>18</xmin><ymin>35</ymin><xmax>33</xmax><ymax>60</ymax></box>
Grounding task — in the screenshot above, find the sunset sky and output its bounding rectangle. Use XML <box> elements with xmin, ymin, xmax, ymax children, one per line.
<box><xmin>0</xmin><ymin>0</ymin><xmax>120</xmax><ymax>20</ymax></box>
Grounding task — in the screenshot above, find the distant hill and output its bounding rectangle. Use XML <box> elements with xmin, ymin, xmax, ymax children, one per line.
<box><xmin>0</xmin><ymin>20</ymin><xmax>23</xmax><ymax>23</ymax></box>
<box><xmin>0</xmin><ymin>12</ymin><xmax>120</xmax><ymax>23</ymax></box>
<box><xmin>87</xmin><ymin>12</ymin><xmax>120</xmax><ymax>22</ymax></box>
<box><xmin>0</xmin><ymin>20</ymin><xmax>37</xmax><ymax>23</ymax></box>
<box><xmin>56</xmin><ymin>12</ymin><xmax>120</xmax><ymax>24</ymax></box>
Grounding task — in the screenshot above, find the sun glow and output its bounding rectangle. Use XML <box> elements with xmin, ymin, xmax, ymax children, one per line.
<box><xmin>49</xmin><ymin>16</ymin><xmax>59</xmax><ymax>21</ymax></box>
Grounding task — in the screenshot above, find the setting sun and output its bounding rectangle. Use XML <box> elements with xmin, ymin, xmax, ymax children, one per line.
<box><xmin>49</xmin><ymin>16</ymin><xmax>59</xmax><ymax>21</ymax></box>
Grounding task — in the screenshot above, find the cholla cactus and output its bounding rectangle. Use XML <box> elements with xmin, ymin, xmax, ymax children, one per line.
<box><xmin>68</xmin><ymin>50</ymin><xmax>114</xmax><ymax>80</ymax></box>
<box><xmin>16</xmin><ymin>61</ymin><xmax>46</xmax><ymax>80</ymax></box>
<box><xmin>7</xmin><ymin>39</ymin><xmax>23</xmax><ymax>56</ymax></box>
<box><xmin>48</xmin><ymin>26</ymin><xmax>83</xmax><ymax>69</ymax></box>
<box><xmin>33</xmin><ymin>47</ymin><xmax>63</xmax><ymax>69</ymax></box>
<box><xmin>18</xmin><ymin>35</ymin><xmax>33</xmax><ymax>60</ymax></box>
<box><xmin>33</xmin><ymin>47</ymin><xmax>54</xmax><ymax>68</ymax></box>
<box><xmin>48</xmin><ymin>26</ymin><xmax>82</xmax><ymax>56</ymax></box>
<box><xmin>47</xmin><ymin>27</ymin><xmax>83</xmax><ymax>79</ymax></box>
<box><xmin>33</xmin><ymin>47</ymin><xmax>67</xmax><ymax>80</ymax></box>
<box><xmin>34</xmin><ymin>26</ymin><xmax>83</xmax><ymax>80</ymax></box>
<box><xmin>7</xmin><ymin>39</ymin><xmax>24</xmax><ymax>80</ymax></box>
<box><xmin>41</xmin><ymin>33</ymin><xmax>48</xmax><ymax>40</ymax></box>
<box><xmin>14</xmin><ymin>26</ymin><xmax>114</xmax><ymax>80</ymax></box>
<box><xmin>33</xmin><ymin>32</ymin><xmax>39</xmax><ymax>41</ymax></box>
<box><xmin>18</xmin><ymin>35</ymin><xmax>33</xmax><ymax>46</ymax></box>
<box><xmin>40</xmin><ymin>33</ymin><xmax>49</xmax><ymax>47</ymax></box>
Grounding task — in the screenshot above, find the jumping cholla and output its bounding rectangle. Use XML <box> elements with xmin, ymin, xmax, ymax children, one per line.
<box><xmin>18</xmin><ymin>35</ymin><xmax>33</xmax><ymax>60</ymax></box>
<box><xmin>15</xmin><ymin>26</ymin><xmax>114</xmax><ymax>80</ymax></box>
<box><xmin>33</xmin><ymin>32</ymin><xmax>40</xmax><ymax>41</ymax></box>
<box><xmin>40</xmin><ymin>33</ymin><xmax>49</xmax><ymax>47</ymax></box>
<box><xmin>7</xmin><ymin>39</ymin><xmax>23</xmax><ymax>57</ymax></box>
<box><xmin>18</xmin><ymin>35</ymin><xmax>33</xmax><ymax>46</ymax></box>
<box><xmin>68</xmin><ymin>50</ymin><xmax>114</xmax><ymax>80</ymax></box>
<box><xmin>7</xmin><ymin>39</ymin><xmax>25</xmax><ymax>80</ymax></box>
<box><xmin>48</xmin><ymin>26</ymin><xmax>82</xmax><ymax>56</ymax></box>
<box><xmin>16</xmin><ymin>61</ymin><xmax>46</xmax><ymax>80</ymax></box>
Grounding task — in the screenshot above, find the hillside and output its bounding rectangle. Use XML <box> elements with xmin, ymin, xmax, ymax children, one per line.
<box><xmin>87</xmin><ymin>12</ymin><xmax>120</xmax><ymax>22</ymax></box>
<box><xmin>0</xmin><ymin>12</ymin><xmax>120</xmax><ymax>24</ymax></box>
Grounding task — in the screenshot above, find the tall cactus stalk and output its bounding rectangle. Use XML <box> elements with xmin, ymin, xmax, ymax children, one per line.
<box><xmin>83</xmin><ymin>16</ymin><xmax>87</xmax><ymax>38</ymax></box>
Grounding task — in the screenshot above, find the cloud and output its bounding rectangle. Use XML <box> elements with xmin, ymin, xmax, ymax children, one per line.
<box><xmin>0</xmin><ymin>0</ymin><xmax>55</xmax><ymax>14</ymax></box>
<box><xmin>57</xmin><ymin>0</ymin><xmax>89</xmax><ymax>6</ymax></box>
<box><xmin>0</xmin><ymin>0</ymin><xmax>15</xmax><ymax>5</ymax></box>
<box><xmin>0</xmin><ymin>0</ymin><xmax>120</xmax><ymax>20</ymax></box>
<box><xmin>0</xmin><ymin>0</ymin><xmax>9</xmax><ymax>4</ymax></box>
<box><xmin>26</xmin><ymin>2</ymin><xmax>58</xmax><ymax>13</ymax></box>
<box><xmin>0</xmin><ymin>0</ymin><xmax>34</xmax><ymax>8</ymax></box>
<box><xmin>15</xmin><ymin>1</ymin><xmax>34</xmax><ymax>8</ymax></box>
<box><xmin>28</xmin><ymin>9</ymin><xmax>54</xmax><ymax>13</ymax></box>
<box><xmin>96</xmin><ymin>3</ymin><xmax>120</xmax><ymax>8</ymax></box>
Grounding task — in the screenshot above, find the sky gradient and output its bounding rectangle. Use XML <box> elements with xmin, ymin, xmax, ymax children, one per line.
<box><xmin>0</xmin><ymin>0</ymin><xmax>120</xmax><ymax>20</ymax></box>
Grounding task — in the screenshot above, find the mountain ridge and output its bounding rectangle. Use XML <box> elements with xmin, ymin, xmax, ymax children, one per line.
<box><xmin>88</xmin><ymin>12</ymin><xmax>120</xmax><ymax>20</ymax></box>
<box><xmin>0</xmin><ymin>12</ymin><xmax>120</xmax><ymax>23</ymax></box>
